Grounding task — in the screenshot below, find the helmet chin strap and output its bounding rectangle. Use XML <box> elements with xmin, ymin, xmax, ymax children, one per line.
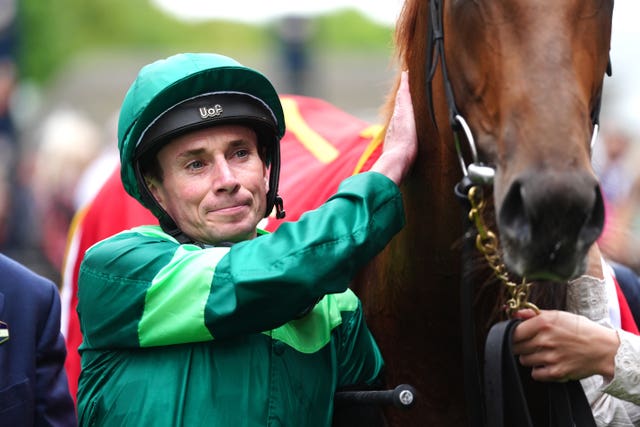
<box><xmin>266</xmin><ymin>135</ymin><xmax>286</xmax><ymax>219</ymax></box>
<box><xmin>273</xmin><ymin>195</ymin><xmax>285</xmax><ymax>219</ymax></box>
<box><xmin>159</xmin><ymin>218</ymin><xmax>194</xmax><ymax>245</ymax></box>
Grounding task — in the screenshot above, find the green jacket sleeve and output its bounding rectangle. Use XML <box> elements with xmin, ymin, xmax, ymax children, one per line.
<box><xmin>207</xmin><ymin>172</ymin><xmax>405</xmax><ymax>338</ymax></box>
<box><xmin>78</xmin><ymin>171</ymin><xmax>404</xmax><ymax>349</ymax></box>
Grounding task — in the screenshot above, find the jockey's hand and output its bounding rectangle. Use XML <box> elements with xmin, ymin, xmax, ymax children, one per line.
<box><xmin>512</xmin><ymin>309</ymin><xmax>619</xmax><ymax>382</ymax></box>
<box><xmin>370</xmin><ymin>71</ymin><xmax>418</xmax><ymax>186</ymax></box>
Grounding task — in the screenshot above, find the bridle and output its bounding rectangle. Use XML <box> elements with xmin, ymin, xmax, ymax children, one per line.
<box><xmin>424</xmin><ymin>1</ymin><xmax>609</xmax><ymax>425</ymax></box>
<box><xmin>425</xmin><ymin>0</ymin><xmax>495</xmax><ymax>187</ymax></box>
<box><xmin>426</xmin><ymin>0</ymin><xmax>612</xmax><ymax>315</ymax></box>
<box><xmin>425</xmin><ymin>0</ymin><xmax>611</xmax><ymax>189</ymax></box>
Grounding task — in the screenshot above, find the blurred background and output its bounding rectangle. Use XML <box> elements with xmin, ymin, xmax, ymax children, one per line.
<box><xmin>0</xmin><ymin>0</ymin><xmax>639</xmax><ymax>285</ymax></box>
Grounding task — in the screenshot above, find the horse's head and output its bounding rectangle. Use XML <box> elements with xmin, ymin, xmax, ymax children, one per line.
<box><xmin>438</xmin><ymin>0</ymin><xmax>613</xmax><ymax>281</ymax></box>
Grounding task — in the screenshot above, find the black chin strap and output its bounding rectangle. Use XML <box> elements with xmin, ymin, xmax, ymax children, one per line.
<box><xmin>267</xmin><ymin>139</ymin><xmax>286</xmax><ymax>220</ymax></box>
<box><xmin>160</xmin><ymin>218</ymin><xmax>194</xmax><ymax>245</ymax></box>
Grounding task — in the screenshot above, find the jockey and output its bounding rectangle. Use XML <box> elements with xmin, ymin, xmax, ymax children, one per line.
<box><xmin>75</xmin><ymin>53</ymin><xmax>418</xmax><ymax>426</ymax></box>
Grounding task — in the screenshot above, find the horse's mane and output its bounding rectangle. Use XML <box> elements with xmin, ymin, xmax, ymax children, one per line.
<box><xmin>381</xmin><ymin>0</ymin><xmax>427</xmax><ymax>123</ymax></box>
<box><xmin>395</xmin><ymin>0</ymin><xmax>424</xmax><ymax>68</ymax></box>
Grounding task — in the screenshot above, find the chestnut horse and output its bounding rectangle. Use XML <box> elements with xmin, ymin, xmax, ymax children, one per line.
<box><xmin>352</xmin><ymin>0</ymin><xmax>613</xmax><ymax>425</ymax></box>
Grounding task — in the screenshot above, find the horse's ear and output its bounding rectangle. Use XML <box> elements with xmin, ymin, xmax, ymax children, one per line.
<box><xmin>606</xmin><ymin>57</ymin><xmax>612</xmax><ymax>76</ymax></box>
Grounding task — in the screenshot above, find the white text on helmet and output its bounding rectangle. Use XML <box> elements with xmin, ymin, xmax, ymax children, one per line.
<box><xmin>199</xmin><ymin>105</ymin><xmax>224</xmax><ymax>119</ymax></box>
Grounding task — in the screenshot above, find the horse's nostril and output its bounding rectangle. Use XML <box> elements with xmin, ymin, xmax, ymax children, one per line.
<box><xmin>581</xmin><ymin>185</ymin><xmax>606</xmax><ymax>243</ymax></box>
<box><xmin>498</xmin><ymin>180</ymin><xmax>532</xmax><ymax>245</ymax></box>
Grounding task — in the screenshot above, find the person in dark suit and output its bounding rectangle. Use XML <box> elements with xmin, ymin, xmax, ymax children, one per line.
<box><xmin>610</xmin><ymin>261</ymin><xmax>640</xmax><ymax>328</ymax></box>
<box><xmin>0</xmin><ymin>253</ymin><xmax>76</xmax><ymax>426</ymax></box>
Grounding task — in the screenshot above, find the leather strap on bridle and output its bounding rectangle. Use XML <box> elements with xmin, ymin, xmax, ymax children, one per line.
<box><xmin>425</xmin><ymin>0</ymin><xmax>461</xmax><ymax>132</ymax></box>
<box><xmin>484</xmin><ymin>319</ymin><xmax>597</xmax><ymax>427</ymax></box>
<box><xmin>484</xmin><ymin>319</ymin><xmax>532</xmax><ymax>427</ymax></box>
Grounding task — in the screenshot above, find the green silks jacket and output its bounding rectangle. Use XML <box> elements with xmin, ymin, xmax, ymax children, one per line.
<box><xmin>76</xmin><ymin>172</ymin><xmax>404</xmax><ymax>427</ymax></box>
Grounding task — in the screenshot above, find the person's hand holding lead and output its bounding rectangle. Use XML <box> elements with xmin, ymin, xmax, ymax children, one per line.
<box><xmin>512</xmin><ymin>309</ymin><xmax>619</xmax><ymax>382</ymax></box>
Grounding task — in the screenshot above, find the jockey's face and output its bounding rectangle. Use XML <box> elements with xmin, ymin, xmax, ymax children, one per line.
<box><xmin>147</xmin><ymin>125</ymin><xmax>268</xmax><ymax>244</ymax></box>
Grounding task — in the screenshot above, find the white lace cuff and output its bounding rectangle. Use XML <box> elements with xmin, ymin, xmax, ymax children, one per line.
<box><xmin>566</xmin><ymin>275</ymin><xmax>609</xmax><ymax>322</ymax></box>
<box><xmin>602</xmin><ymin>329</ymin><xmax>640</xmax><ymax>405</ymax></box>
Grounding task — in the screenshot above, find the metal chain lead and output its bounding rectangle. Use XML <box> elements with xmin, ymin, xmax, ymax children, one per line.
<box><xmin>467</xmin><ymin>186</ymin><xmax>540</xmax><ymax>316</ymax></box>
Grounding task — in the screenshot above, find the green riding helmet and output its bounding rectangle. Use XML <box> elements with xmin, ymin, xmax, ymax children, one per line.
<box><xmin>118</xmin><ymin>53</ymin><xmax>286</xmax><ymax>240</ymax></box>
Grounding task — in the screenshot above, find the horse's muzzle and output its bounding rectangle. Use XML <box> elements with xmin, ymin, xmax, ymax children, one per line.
<box><xmin>497</xmin><ymin>170</ymin><xmax>605</xmax><ymax>281</ymax></box>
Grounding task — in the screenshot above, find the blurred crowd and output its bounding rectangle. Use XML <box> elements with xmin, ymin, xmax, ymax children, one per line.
<box><xmin>594</xmin><ymin>122</ymin><xmax>640</xmax><ymax>273</ymax></box>
<box><xmin>1</xmin><ymin>102</ymin><xmax>118</xmax><ymax>284</ymax></box>
<box><xmin>0</xmin><ymin>4</ymin><xmax>118</xmax><ymax>283</ymax></box>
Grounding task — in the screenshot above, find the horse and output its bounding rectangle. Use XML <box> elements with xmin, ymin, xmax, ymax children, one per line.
<box><xmin>350</xmin><ymin>0</ymin><xmax>614</xmax><ymax>425</ymax></box>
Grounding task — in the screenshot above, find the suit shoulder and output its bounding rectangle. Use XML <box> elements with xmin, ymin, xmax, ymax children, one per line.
<box><xmin>0</xmin><ymin>253</ymin><xmax>57</xmax><ymax>299</ymax></box>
